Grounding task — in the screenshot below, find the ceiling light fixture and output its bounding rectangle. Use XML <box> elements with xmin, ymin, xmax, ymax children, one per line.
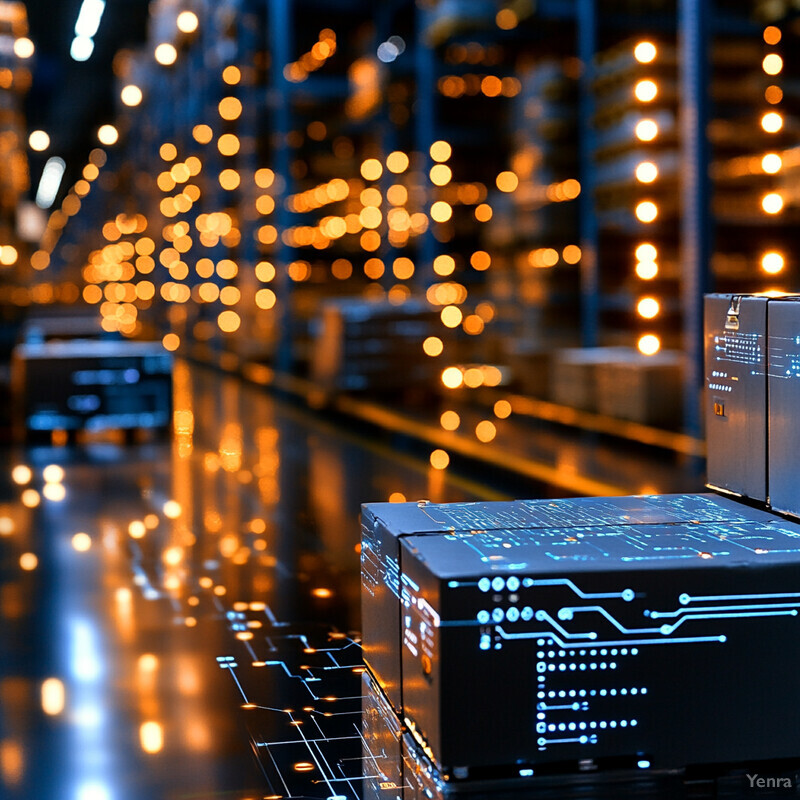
<box><xmin>35</xmin><ymin>158</ymin><xmax>66</xmax><ymax>209</ymax></box>
<box><xmin>70</xmin><ymin>0</ymin><xmax>105</xmax><ymax>61</ymax></box>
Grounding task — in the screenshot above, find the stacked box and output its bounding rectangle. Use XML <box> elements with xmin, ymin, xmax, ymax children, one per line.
<box><xmin>362</xmin><ymin>294</ymin><xmax>800</xmax><ymax>796</ymax></box>
<box><xmin>550</xmin><ymin>347</ymin><xmax>634</xmax><ymax>411</ymax></box>
<box><xmin>595</xmin><ymin>350</ymin><xmax>683</xmax><ymax>427</ymax></box>
<box><xmin>363</xmin><ymin>665</ymin><xmax>693</xmax><ymax>800</ymax></box>
<box><xmin>362</xmin><ymin>668</ymin><xmax>406</xmax><ymax>800</ymax></box>
<box><xmin>310</xmin><ymin>297</ymin><xmax>441</xmax><ymax>395</ymax></box>
<box><xmin>12</xmin><ymin>339</ymin><xmax>173</xmax><ymax>432</ymax></box>
<box><xmin>505</xmin><ymin>343</ymin><xmax>551</xmax><ymax>398</ymax></box>
<box><xmin>704</xmin><ymin>293</ymin><xmax>800</xmax><ymax>517</ymax></box>
<box><xmin>362</xmin><ymin>494</ymin><xmax>800</xmax><ymax>794</ymax></box>
<box><xmin>704</xmin><ymin>294</ymin><xmax>768</xmax><ymax>503</ymax></box>
<box><xmin>764</xmin><ymin>297</ymin><xmax>800</xmax><ymax>518</ymax></box>
<box><xmin>362</xmin><ymin>668</ymin><xmax>777</xmax><ymax>799</ymax></box>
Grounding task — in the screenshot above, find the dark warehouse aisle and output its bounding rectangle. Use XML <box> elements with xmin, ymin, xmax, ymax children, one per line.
<box><xmin>0</xmin><ymin>365</ymin><xmax>790</xmax><ymax>800</ymax></box>
<box><xmin>0</xmin><ymin>361</ymin><xmax>493</xmax><ymax>800</ymax></box>
<box><xmin>5</xmin><ymin>0</ymin><xmax>800</xmax><ymax>794</ymax></box>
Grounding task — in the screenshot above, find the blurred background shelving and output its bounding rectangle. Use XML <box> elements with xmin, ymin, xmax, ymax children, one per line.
<box><xmin>3</xmin><ymin>0</ymin><xmax>800</xmax><ymax>463</ymax></box>
<box><xmin>5</xmin><ymin>4</ymin><xmax>800</xmax><ymax>798</ymax></box>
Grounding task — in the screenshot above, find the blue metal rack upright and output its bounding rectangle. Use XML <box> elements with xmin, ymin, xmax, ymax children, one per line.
<box><xmin>679</xmin><ymin>0</ymin><xmax>711</xmax><ymax>438</ymax></box>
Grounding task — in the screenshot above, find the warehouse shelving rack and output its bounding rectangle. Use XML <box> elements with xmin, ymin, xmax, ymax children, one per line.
<box><xmin>26</xmin><ymin>0</ymin><xmax>800</xmax><ymax>447</ymax></box>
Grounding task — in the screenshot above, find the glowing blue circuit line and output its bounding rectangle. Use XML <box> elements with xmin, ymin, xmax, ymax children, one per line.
<box><xmin>262</xmin><ymin>604</ymin><xmax>280</xmax><ymax>626</ymax></box>
<box><xmin>285</xmin><ymin>712</ymin><xmax>339</xmax><ymax>794</ymax></box>
<box><xmin>683</xmin><ymin>591</ymin><xmax>800</xmax><ymax>603</ymax></box>
<box><xmin>261</xmin><ymin>738</ymin><xmax>292</xmax><ymax>796</ymax></box>
<box><xmin>721</xmin><ymin>537</ymin><xmax>778</xmax><ymax>553</ymax></box>
<box><xmin>256</xmin><ymin>733</ymin><xmax>362</xmax><ymax>747</ymax></box>
<box><xmin>357</xmin><ymin>722</ymin><xmax>392</xmax><ymax>790</ymax></box>
<box><xmin>663</xmin><ymin>609</ymin><xmax>797</xmax><ymax>634</ymax></box>
<box><xmin>563</xmin><ymin>606</ymin><xmax>660</xmax><ymax>635</ymax></box>
<box><xmin>265</xmin><ymin>660</ymin><xmax>305</xmax><ymax>678</ymax></box>
<box><xmin>531</xmin><ymin>578</ymin><xmax>629</xmax><ymax>600</ymax></box>
<box><xmin>308</xmin><ymin>708</ymin><xmax>362</xmax><ymax>717</ymax></box>
<box><xmin>226</xmin><ymin>667</ymin><xmax>249</xmax><ymax>702</ymax></box>
<box><xmin>542</xmin><ymin>737</ymin><xmax>587</xmax><ymax>745</ymax></box>
<box><xmin>241</xmin><ymin>639</ymin><xmax>258</xmax><ymax>660</ymax></box>
<box><xmin>619</xmin><ymin>552</ymin><xmax>728</xmax><ymax>561</ymax></box>
<box><xmin>536</xmin><ymin>610</ymin><xmax>597</xmax><ymax>640</ymax></box>
<box><xmin>651</xmin><ymin>601</ymin><xmax>800</xmax><ymax>619</ymax></box>
<box><xmin>385</xmin><ymin>582</ymin><xmax>402</xmax><ymax>600</ymax></box>
<box><xmin>495</xmin><ymin>626</ymin><xmax>725</xmax><ymax>647</ymax></box>
<box><xmin>400</xmin><ymin>574</ymin><xmax>420</xmax><ymax>591</ymax></box>
<box><xmin>749</xmin><ymin>546</ymin><xmax>800</xmax><ymax>551</ymax></box>
<box><xmin>241</xmin><ymin>703</ymin><xmax>292</xmax><ymax>713</ymax></box>
<box><xmin>450</xmin><ymin>535</ymin><xmax>492</xmax><ymax>561</ymax></box>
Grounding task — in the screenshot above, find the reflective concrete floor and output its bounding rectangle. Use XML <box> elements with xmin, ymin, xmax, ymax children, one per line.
<box><xmin>0</xmin><ymin>361</ymin><xmax>491</xmax><ymax>800</ymax></box>
<box><xmin>0</xmin><ymin>362</ymin><xmax>702</xmax><ymax>799</ymax></box>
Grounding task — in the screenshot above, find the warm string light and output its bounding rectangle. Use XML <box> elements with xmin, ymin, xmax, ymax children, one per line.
<box><xmin>30</xmin><ymin>149</ymin><xmax>105</xmax><ymax>283</ymax></box>
<box><xmin>633</xmin><ymin>40</ymin><xmax>661</xmax><ymax>356</ymax></box>
<box><xmin>759</xmin><ymin>25</ymin><xmax>786</xmax><ymax>278</ymax></box>
<box><xmin>52</xmin><ymin>36</ymin><xmax>489</xmax><ymax>352</ymax></box>
<box><xmin>28</xmin><ymin>130</ymin><xmax>50</xmax><ymax>151</ymax></box>
<box><xmin>83</xmin><ymin>212</ymin><xmax>151</xmax><ymax>335</ymax></box>
<box><xmin>284</xmin><ymin>29</ymin><xmax>336</xmax><ymax>83</ymax></box>
<box><xmin>430</xmin><ymin>140</ymin><xmax>458</xmax><ymax>464</ymax></box>
<box><xmin>438</xmin><ymin>74</ymin><xmax>521</xmax><ymax>98</ymax></box>
<box><xmin>32</xmin><ymin>12</ymin><xmax>517</xmax><ymax>464</ymax></box>
<box><xmin>155</xmin><ymin>42</ymin><xmax>178</xmax><ymax>66</ymax></box>
<box><xmin>425</xmin><ymin>139</ymin><xmax>508</xmax><ymax>454</ymax></box>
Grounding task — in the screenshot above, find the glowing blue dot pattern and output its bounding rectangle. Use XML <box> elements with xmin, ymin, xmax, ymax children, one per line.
<box><xmin>710</xmin><ymin>332</ymin><xmax>762</xmax><ymax>369</ymax></box>
<box><xmin>362</xmin><ymin>492</ymin><xmax>800</xmax><ymax>775</ymax></box>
